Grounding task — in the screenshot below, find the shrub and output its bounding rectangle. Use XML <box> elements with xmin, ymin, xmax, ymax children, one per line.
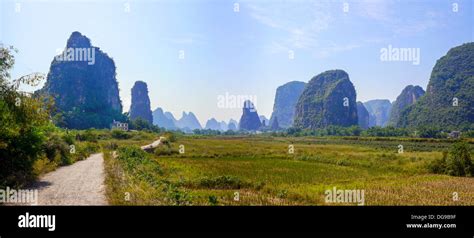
<box><xmin>43</xmin><ymin>134</ymin><xmax>72</xmax><ymax>165</ymax></box>
<box><xmin>446</xmin><ymin>142</ymin><xmax>473</xmax><ymax>176</ymax></box>
<box><xmin>154</xmin><ymin>146</ymin><xmax>179</xmax><ymax>156</ymax></box>
<box><xmin>196</xmin><ymin>175</ymin><xmax>252</xmax><ymax>189</ymax></box>
<box><xmin>76</xmin><ymin>129</ymin><xmax>98</xmax><ymax>142</ymax></box>
<box><xmin>428</xmin><ymin>152</ymin><xmax>448</xmax><ymax>174</ymax></box>
<box><xmin>111</xmin><ymin>129</ymin><xmax>131</xmax><ymax>139</ymax></box>
<box><xmin>164</xmin><ymin>183</ymin><xmax>192</xmax><ymax>206</ymax></box>
<box><xmin>429</xmin><ymin>142</ymin><xmax>473</xmax><ymax>177</ymax></box>
<box><xmin>163</xmin><ymin>132</ymin><xmax>177</xmax><ymax>142</ymax></box>
<box><xmin>208</xmin><ymin>195</ymin><xmax>218</xmax><ymax>206</ymax></box>
<box><xmin>74</xmin><ymin>142</ymin><xmax>101</xmax><ymax>161</ymax></box>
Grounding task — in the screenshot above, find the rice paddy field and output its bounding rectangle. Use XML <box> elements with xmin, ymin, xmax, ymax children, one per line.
<box><xmin>103</xmin><ymin>134</ymin><xmax>474</xmax><ymax>206</ymax></box>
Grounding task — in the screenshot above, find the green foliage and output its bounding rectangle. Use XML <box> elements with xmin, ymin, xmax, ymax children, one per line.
<box><xmin>39</xmin><ymin>32</ymin><xmax>125</xmax><ymax>130</ymax></box>
<box><xmin>75</xmin><ymin>129</ymin><xmax>99</xmax><ymax>142</ymax></box>
<box><xmin>0</xmin><ymin>45</ymin><xmax>52</xmax><ymax>187</ymax></box>
<box><xmin>75</xmin><ymin>142</ymin><xmax>101</xmax><ymax>160</ymax></box>
<box><xmin>129</xmin><ymin>118</ymin><xmax>161</xmax><ymax>133</ymax></box>
<box><xmin>111</xmin><ymin>129</ymin><xmax>132</xmax><ymax>140</ymax></box>
<box><xmin>164</xmin><ymin>183</ymin><xmax>192</xmax><ymax>206</ymax></box>
<box><xmin>154</xmin><ymin>146</ymin><xmax>179</xmax><ymax>156</ymax></box>
<box><xmin>193</xmin><ymin>129</ymin><xmax>222</xmax><ymax>135</ymax></box>
<box><xmin>208</xmin><ymin>195</ymin><xmax>218</xmax><ymax>205</ymax></box>
<box><xmin>429</xmin><ymin>142</ymin><xmax>473</xmax><ymax>177</ymax></box>
<box><xmin>116</xmin><ymin>146</ymin><xmax>164</xmax><ymax>189</ymax></box>
<box><xmin>163</xmin><ymin>132</ymin><xmax>177</xmax><ymax>142</ymax></box>
<box><xmin>398</xmin><ymin>43</ymin><xmax>474</xmax><ymax>130</ymax></box>
<box><xmin>416</xmin><ymin>126</ymin><xmax>446</xmax><ymax>139</ymax></box>
<box><xmin>195</xmin><ymin>176</ymin><xmax>253</xmax><ymax>189</ymax></box>
<box><xmin>286</xmin><ymin>125</ymin><xmax>363</xmax><ymax>137</ymax></box>
<box><xmin>294</xmin><ymin>70</ymin><xmax>358</xmax><ymax>129</ymax></box>
<box><xmin>0</xmin><ymin>44</ymin><xmax>101</xmax><ymax>187</ymax></box>
<box><xmin>362</xmin><ymin>126</ymin><xmax>410</xmax><ymax>137</ymax></box>
<box><xmin>43</xmin><ymin>134</ymin><xmax>72</xmax><ymax>165</ymax></box>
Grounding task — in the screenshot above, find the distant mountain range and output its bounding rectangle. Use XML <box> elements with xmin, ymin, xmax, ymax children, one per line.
<box><xmin>364</xmin><ymin>99</ymin><xmax>392</xmax><ymax>127</ymax></box>
<box><xmin>152</xmin><ymin>109</ymin><xmax>201</xmax><ymax>132</ymax></box>
<box><xmin>153</xmin><ymin>107</ymin><xmax>238</xmax><ymax>132</ymax></box>
<box><xmin>37</xmin><ymin>32</ymin><xmax>473</xmax><ymax>132</ymax></box>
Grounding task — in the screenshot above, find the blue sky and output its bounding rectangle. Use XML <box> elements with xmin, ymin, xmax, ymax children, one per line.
<box><xmin>1</xmin><ymin>0</ymin><xmax>472</xmax><ymax>125</ymax></box>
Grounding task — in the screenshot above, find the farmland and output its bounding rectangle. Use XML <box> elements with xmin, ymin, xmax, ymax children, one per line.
<box><xmin>103</xmin><ymin>134</ymin><xmax>474</xmax><ymax>206</ymax></box>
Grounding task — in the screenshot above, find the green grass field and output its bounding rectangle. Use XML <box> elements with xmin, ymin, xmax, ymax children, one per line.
<box><xmin>103</xmin><ymin>134</ymin><xmax>474</xmax><ymax>206</ymax></box>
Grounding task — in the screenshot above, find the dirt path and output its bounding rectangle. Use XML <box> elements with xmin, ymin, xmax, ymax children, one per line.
<box><xmin>31</xmin><ymin>153</ymin><xmax>107</xmax><ymax>205</ymax></box>
<box><xmin>27</xmin><ymin>138</ymin><xmax>163</xmax><ymax>205</ymax></box>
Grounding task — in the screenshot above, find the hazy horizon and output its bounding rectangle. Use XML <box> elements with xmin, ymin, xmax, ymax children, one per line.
<box><xmin>1</xmin><ymin>0</ymin><xmax>472</xmax><ymax>125</ymax></box>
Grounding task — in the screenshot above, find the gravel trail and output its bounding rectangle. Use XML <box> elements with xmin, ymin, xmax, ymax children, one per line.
<box><xmin>31</xmin><ymin>153</ymin><xmax>107</xmax><ymax>205</ymax></box>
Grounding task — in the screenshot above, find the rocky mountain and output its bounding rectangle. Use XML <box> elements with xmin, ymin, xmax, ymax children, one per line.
<box><xmin>364</xmin><ymin>100</ymin><xmax>392</xmax><ymax>127</ymax></box>
<box><xmin>259</xmin><ymin>115</ymin><xmax>269</xmax><ymax>127</ymax></box>
<box><xmin>357</xmin><ymin>102</ymin><xmax>370</xmax><ymax>129</ymax></box>
<box><xmin>269</xmin><ymin>81</ymin><xmax>306</xmax><ymax>129</ymax></box>
<box><xmin>152</xmin><ymin>107</ymin><xmax>177</xmax><ymax>130</ymax></box>
<box><xmin>176</xmin><ymin>112</ymin><xmax>202</xmax><ymax>131</ymax></box>
<box><xmin>398</xmin><ymin>43</ymin><xmax>474</xmax><ymax>129</ymax></box>
<box><xmin>270</xmin><ymin>116</ymin><xmax>280</xmax><ymax>130</ymax></box>
<box><xmin>219</xmin><ymin>121</ymin><xmax>228</xmax><ymax>131</ymax></box>
<box><xmin>293</xmin><ymin>70</ymin><xmax>358</xmax><ymax>129</ymax></box>
<box><xmin>388</xmin><ymin>85</ymin><xmax>425</xmax><ymax>126</ymax></box>
<box><xmin>205</xmin><ymin>118</ymin><xmax>221</xmax><ymax>130</ymax></box>
<box><xmin>129</xmin><ymin>81</ymin><xmax>153</xmax><ymax>124</ymax></box>
<box><xmin>239</xmin><ymin>100</ymin><xmax>262</xmax><ymax>131</ymax></box>
<box><xmin>39</xmin><ymin>31</ymin><xmax>124</xmax><ymax>129</ymax></box>
<box><xmin>228</xmin><ymin>119</ymin><xmax>238</xmax><ymax>131</ymax></box>
<box><xmin>164</xmin><ymin>112</ymin><xmax>177</xmax><ymax>123</ymax></box>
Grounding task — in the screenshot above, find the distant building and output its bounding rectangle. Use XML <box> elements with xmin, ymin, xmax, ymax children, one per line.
<box><xmin>448</xmin><ymin>131</ymin><xmax>461</xmax><ymax>139</ymax></box>
<box><xmin>111</xmin><ymin>120</ymin><xmax>128</xmax><ymax>131</ymax></box>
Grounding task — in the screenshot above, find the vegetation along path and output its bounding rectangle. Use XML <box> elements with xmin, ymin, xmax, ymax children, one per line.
<box><xmin>29</xmin><ymin>138</ymin><xmax>163</xmax><ymax>205</ymax></box>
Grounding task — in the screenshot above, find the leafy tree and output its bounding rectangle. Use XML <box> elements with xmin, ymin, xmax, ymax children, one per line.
<box><xmin>446</xmin><ymin>142</ymin><xmax>473</xmax><ymax>176</ymax></box>
<box><xmin>0</xmin><ymin>45</ymin><xmax>54</xmax><ymax>187</ymax></box>
<box><xmin>129</xmin><ymin>117</ymin><xmax>161</xmax><ymax>133</ymax></box>
<box><xmin>429</xmin><ymin>142</ymin><xmax>473</xmax><ymax>177</ymax></box>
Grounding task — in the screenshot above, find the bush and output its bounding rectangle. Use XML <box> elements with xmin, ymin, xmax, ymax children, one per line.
<box><xmin>111</xmin><ymin>129</ymin><xmax>131</xmax><ymax>139</ymax></box>
<box><xmin>208</xmin><ymin>195</ymin><xmax>218</xmax><ymax>205</ymax></box>
<box><xmin>43</xmin><ymin>134</ymin><xmax>72</xmax><ymax>165</ymax></box>
<box><xmin>429</xmin><ymin>142</ymin><xmax>473</xmax><ymax>177</ymax></box>
<box><xmin>446</xmin><ymin>142</ymin><xmax>473</xmax><ymax>176</ymax></box>
<box><xmin>154</xmin><ymin>146</ymin><xmax>179</xmax><ymax>156</ymax></box>
<box><xmin>117</xmin><ymin>146</ymin><xmax>162</xmax><ymax>176</ymax></box>
<box><xmin>0</xmin><ymin>46</ymin><xmax>54</xmax><ymax>187</ymax></box>
<box><xmin>74</xmin><ymin>142</ymin><xmax>101</xmax><ymax>161</ymax></box>
<box><xmin>196</xmin><ymin>175</ymin><xmax>251</xmax><ymax>189</ymax></box>
<box><xmin>129</xmin><ymin>118</ymin><xmax>161</xmax><ymax>133</ymax></box>
<box><xmin>76</xmin><ymin>129</ymin><xmax>98</xmax><ymax>142</ymax></box>
<box><xmin>163</xmin><ymin>132</ymin><xmax>177</xmax><ymax>142</ymax></box>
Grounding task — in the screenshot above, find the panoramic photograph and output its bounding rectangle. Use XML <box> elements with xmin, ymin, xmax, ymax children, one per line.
<box><xmin>0</xmin><ymin>0</ymin><xmax>473</xmax><ymax>234</ymax></box>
